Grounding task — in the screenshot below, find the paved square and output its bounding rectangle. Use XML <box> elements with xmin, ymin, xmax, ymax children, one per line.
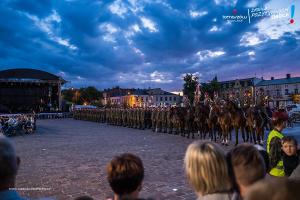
<box><xmin>10</xmin><ymin>119</ymin><xmax>300</xmax><ymax>199</ymax></box>
<box><xmin>12</xmin><ymin>119</ymin><xmax>210</xmax><ymax>200</ymax></box>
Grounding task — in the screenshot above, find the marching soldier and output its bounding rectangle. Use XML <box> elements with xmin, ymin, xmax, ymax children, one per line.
<box><xmin>166</xmin><ymin>107</ymin><xmax>172</xmax><ymax>134</ymax></box>
<box><xmin>155</xmin><ymin>107</ymin><xmax>162</xmax><ymax>132</ymax></box>
<box><xmin>151</xmin><ymin>107</ymin><xmax>156</xmax><ymax>131</ymax></box>
<box><xmin>139</xmin><ymin>108</ymin><xmax>145</xmax><ymax>130</ymax></box>
<box><xmin>161</xmin><ymin>107</ymin><xmax>167</xmax><ymax>133</ymax></box>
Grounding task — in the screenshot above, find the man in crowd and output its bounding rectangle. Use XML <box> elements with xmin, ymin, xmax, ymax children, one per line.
<box><xmin>0</xmin><ymin>136</ymin><xmax>24</xmax><ymax>200</ymax></box>
<box><xmin>227</xmin><ymin>144</ymin><xmax>266</xmax><ymax>198</ymax></box>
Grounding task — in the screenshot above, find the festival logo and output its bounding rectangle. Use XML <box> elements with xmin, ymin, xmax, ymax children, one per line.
<box><xmin>223</xmin><ymin>4</ymin><xmax>294</xmax><ymax>24</ymax></box>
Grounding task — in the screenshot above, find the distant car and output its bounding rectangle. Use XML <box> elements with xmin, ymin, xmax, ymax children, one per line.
<box><xmin>287</xmin><ymin>104</ymin><xmax>297</xmax><ymax>109</ymax></box>
<box><xmin>290</xmin><ymin>104</ymin><xmax>300</xmax><ymax>113</ymax></box>
<box><xmin>73</xmin><ymin>105</ymin><xmax>98</xmax><ymax>110</ymax></box>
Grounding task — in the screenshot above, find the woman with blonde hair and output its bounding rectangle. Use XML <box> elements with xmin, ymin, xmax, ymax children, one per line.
<box><xmin>184</xmin><ymin>141</ymin><xmax>239</xmax><ymax>200</ymax></box>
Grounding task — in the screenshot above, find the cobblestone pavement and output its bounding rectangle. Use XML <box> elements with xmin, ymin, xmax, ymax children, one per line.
<box><xmin>12</xmin><ymin>119</ymin><xmax>237</xmax><ymax>200</ymax></box>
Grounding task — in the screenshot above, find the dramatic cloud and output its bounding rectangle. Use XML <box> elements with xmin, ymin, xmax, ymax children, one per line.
<box><xmin>0</xmin><ymin>0</ymin><xmax>299</xmax><ymax>91</ymax></box>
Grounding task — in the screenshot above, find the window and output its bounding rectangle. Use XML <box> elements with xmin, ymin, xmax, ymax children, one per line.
<box><xmin>160</xmin><ymin>96</ymin><xmax>163</xmax><ymax>101</ymax></box>
<box><xmin>285</xmin><ymin>89</ymin><xmax>289</xmax><ymax>95</ymax></box>
<box><xmin>165</xmin><ymin>97</ymin><xmax>168</xmax><ymax>101</ymax></box>
<box><xmin>141</xmin><ymin>97</ymin><xmax>144</xmax><ymax>102</ymax></box>
<box><xmin>174</xmin><ymin>97</ymin><xmax>176</xmax><ymax>101</ymax></box>
<box><xmin>295</xmin><ymin>89</ymin><xmax>298</xmax><ymax>94</ymax></box>
<box><xmin>266</xmin><ymin>90</ymin><xmax>270</xmax><ymax>95</ymax></box>
<box><xmin>276</xmin><ymin>89</ymin><xmax>280</xmax><ymax>96</ymax></box>
<box><xmin>169</xmin><ymin>97</ymin><xmax>172</xmax><ymax>101</ymax></box>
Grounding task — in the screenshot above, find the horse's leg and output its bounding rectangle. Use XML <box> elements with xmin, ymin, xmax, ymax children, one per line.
<box><xmin>247</xmin><ymin>126</ymin><xmax>250</xmax><ymax>142</ymax></box>
<box><xmin>235</xmin><ymin>126</ymin><xmax>239</xmax><ymax>146</ymax></box>
<box><xmin>213</xmin><ymin>125</ymin><xmax>217</xmax><ymax>142</ymax></box>
<box><xmin>221</xmin><ymin>127</ymin><xmax>225</xmax><ymax>145</ymax></box>
<box><xmin>241</xmin><ymin>126</ymin><xmax>246</xmax><ymax>143</ymax></box>
<box><xmin>256</xmin><ymin>128</ymin><xmax>261</xmax><ymax>145</ymax></box>
<box><xmin>191</xmin><ymin>123</ymin><xmax>195</xmax><ymax>139</ymax></box>
<box><xmin>229</xmin><ymin>126</ymin><xmax>232</xmax><ymax>141</ymax></box>
<box><xmin>225</xmin><ymin>127</ymin><xmax>229</xmax><ymax>146</ymax></box>
<box><xmin>252</xmin><ymin>128</ymin><xmax>257</xmax><ymax>144</ymax></box>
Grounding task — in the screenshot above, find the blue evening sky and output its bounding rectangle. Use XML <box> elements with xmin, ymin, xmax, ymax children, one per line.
<box><xmin>0</xmin><ymin>0</ymin><xmax>299</xmax><ymax>91</ymax></box>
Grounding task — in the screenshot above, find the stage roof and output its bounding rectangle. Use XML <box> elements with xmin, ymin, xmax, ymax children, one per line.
<box><xmin>0</xmin><ymin>68</ymin><xmax>66</xmax><ymax>83</ymax></box>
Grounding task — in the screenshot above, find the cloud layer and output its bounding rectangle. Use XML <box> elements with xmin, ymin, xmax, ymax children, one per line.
<box><xmin>0</xmin><ymin>0</ymin><xmax>300</xmax><ymax>91</ymax></box>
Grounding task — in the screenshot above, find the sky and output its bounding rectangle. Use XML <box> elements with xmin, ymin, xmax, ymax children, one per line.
<box><xmin>0</xmin><ymin>0</ymin><xmax>300</xmax><ymax>91</ymax></box>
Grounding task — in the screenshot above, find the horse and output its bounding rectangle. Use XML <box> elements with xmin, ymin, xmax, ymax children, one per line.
<box><xmin>217</xmin><ymin>105</ymin><xmax>231</xmax><ymax>145</ymax></box>
<box><xmin>194</xmin><ymin>104</ymin><xmax>209</xmax><ymax>139</ymax></box>
<box><xmin>184</xmin><ymin>106</ymin><xmax>195</xmax><ymax>138</ymax></box>
<box><xmin>227</xmin><ymin>101</ymin><xmax>248</xmax><ymax>145</ymax></box>
<box><xmin>246</xmin><ymin>106</ymin><xmax>265</xmax><ymax>145</ymax></box>
<box><xmin>206</xmin><ymin>103</ymin><xmax>219</xmax><ymax>142</ymax></box>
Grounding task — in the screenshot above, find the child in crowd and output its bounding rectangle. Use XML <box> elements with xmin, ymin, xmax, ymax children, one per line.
<box><xmin>106</xmin><ymin>153</ymin><xmax>151</xmax><ymax>200</ymax></box>
<box><xmin>281</xmin><ymin>136</ymin><xmax>300</xmax><ymax>177</ymax></box>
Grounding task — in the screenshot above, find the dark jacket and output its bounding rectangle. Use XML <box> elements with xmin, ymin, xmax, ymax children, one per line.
<box><xmin>283</xmin><ymin>150</ymin><xmax>300</xmax><ymax>177</ymax></box>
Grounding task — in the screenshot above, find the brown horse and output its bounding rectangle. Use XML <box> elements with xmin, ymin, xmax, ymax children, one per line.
<box><xmin>194</xmin><ymin>104</ymin><xmax>209</xmax><ymax>139</ymax></box>
<box><xmin>246</xmin><ymin>106</ymin><xmax>264</xmax><ymax>144</ymax></box>
<box><xmin>218</xmin><ymin>105</ymin><xmax>231</xmax><ymax>145</ymax></box>
<box><xmin>227</xmin><ymin>101</ymin><xmax>248</xmax><ymax>145</ymax></box>
<box><xmin>184</xmin><ymin>106</ymin><xmax>195</xmax><ymax>138</ymax></box>
<box><xmin>206</xmin><ymin>103</ymin><xmax>219</xmax><ymax>142</ymax></box>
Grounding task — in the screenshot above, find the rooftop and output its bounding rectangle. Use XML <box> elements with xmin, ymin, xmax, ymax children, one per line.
<box><xmin>256</xmin><ymin>76</ymin><xmax>300</xmax><ymax>86</ymax></box>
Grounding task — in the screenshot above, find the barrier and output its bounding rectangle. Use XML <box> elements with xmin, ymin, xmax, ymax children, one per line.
<box><xmin>0</xmin><ymin>113</ymin><xmax>72</xmax><ymax>119</ymax></box>
<box><xmin>37</xmin><ymin>112</ymin><xmax>72</xmax><ymax>119</ymax></box>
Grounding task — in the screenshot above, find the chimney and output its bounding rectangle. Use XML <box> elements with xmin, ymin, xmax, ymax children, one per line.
<box><xmin>271</xmin><ymin>77</ymin><xmax>274</xmax><ymax>80</ymax></box>
<box><xmin>286</xmin><ymin>74</ymin><xmax>291</xmax><ymax>79</ymax></box>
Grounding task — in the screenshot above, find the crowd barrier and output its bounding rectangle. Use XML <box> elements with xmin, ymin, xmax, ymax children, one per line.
<box><xmin>0</xmin><ymin>112</ymin><xmax>72</xmax><ymax>119</ymax></box>
<box><xmin>37</xmin><ymin>112</ymin><xmax>72</xmax><ymax>119</ymax></box>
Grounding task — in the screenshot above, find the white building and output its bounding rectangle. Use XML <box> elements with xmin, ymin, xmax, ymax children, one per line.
<box><xmin>103</xmin><ymin>88</ymin><xmax>182</xmax><ymax>107</ymax></box>
<box><xmin>255</xmin><ymin>74</ymin><xmax>300</xmax><ymax>107</ymax></box>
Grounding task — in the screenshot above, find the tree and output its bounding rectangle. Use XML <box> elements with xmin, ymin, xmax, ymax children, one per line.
<box><xmin>200</xmin><ymin>76</ymin><xmax>221</xmax><ymax>99</ymax></box>
<box><xmin>183</xmin><ymin>74</ymin><xmax>199</xmax><ymax>105</ymax></box>
<box><xmin>210</xmin><ymin>76</ymin><xmax>221</xmax><ymax>93</ymax></box>
<box><xmin>62</xmin><ymin>86</ymin><xmax>102</xmax><ymax>105</ymax></box>
<box><xmin>62</xmin><ymin>89</ymin><xmax>74</xmax><ymax>102</ymax></box>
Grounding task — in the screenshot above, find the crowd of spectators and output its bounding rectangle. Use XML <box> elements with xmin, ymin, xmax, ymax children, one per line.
<box><xmin>0</xmin><ymin>110</ymin><xmax>299</xmax><ymax>200</ymax></box>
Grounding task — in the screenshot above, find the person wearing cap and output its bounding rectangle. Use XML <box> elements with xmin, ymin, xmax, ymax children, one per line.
<box><xmin>266</xmin><ymin>110</ymin><xmax>288</xmax><ymax>177</ymax></box>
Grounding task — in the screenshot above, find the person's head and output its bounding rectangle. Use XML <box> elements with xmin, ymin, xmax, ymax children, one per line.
<box><xmin>254</xmin><ymin>145</ymin><xmax>269</xmax><ymax>172</ymax></box>
<box><xmin>244</xmin><ymin>178</ymin><xmax>300</xmax><ymax>200</ymax></box>
<box><xmin>74</xmin><ymin>196</ymin><xmax>94</xmax><ymax>200</ymax></box>
<box><xmin>0</xmin><ymin>136</ymin><xmax>20</xmax><ymax>190</ymax></box>
<box><xmin>184</xmin><ymin>141</ymin><xmax>232</xmax><ymax>197</ymax></box>
<box><xmin>272</xmin><ymin>111</ymin><xmax>288</xmax><ymax>131</ymax></box>
<box><xmin>281</xmin><ymin>136</ymin><xmax>298</xmax><ymax>156</ymax></box>
<box><xmin>107</xmin><ymin>153</ymin><xmax>144</xmax><ymax>199</ymax></box>
<box><xmin>228</xmin><ymin>144</ymin><xmax>265</xmax><ymax>197</ymax></box>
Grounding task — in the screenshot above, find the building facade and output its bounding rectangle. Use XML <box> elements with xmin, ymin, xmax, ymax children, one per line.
<box><xmin>218</xmin><ymin>77</ymin><xmax>262</xmax><ymax>99</ymax></box>
<box><xmin>103</xmin><ymin>88</ymin><xmax>182</xmax><ymax>107</ymax></box>
<box><xmin>255</xmin><ymin>74</ymin><xmax>300</xmax><ymax>107</ymax></box>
